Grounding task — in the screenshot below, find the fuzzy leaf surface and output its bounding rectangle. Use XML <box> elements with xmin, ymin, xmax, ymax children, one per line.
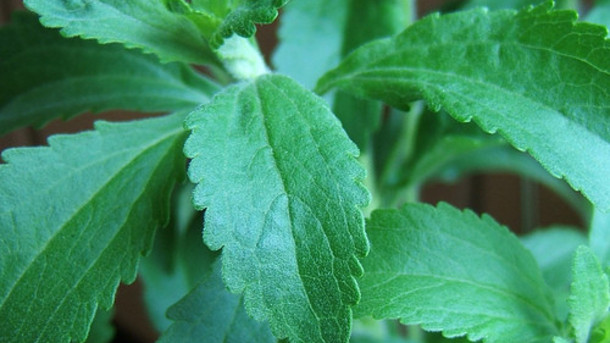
<box><xmin>0</xmin><ymin>113</ymin><xmax>188</xmax><ymax>342</ymax></box>
<box><xmin>184</xmin><ymin>74</ymin><xmax>369</xmax><ymax>343</ymax></box>
<box><xmin>568</xmin><ymin>246</ymin><xmax>610</xmax><ymax>343</ymax></box>
<box><xmin>356</xmin><ymin>203</ymin><xmax>558</xmax><ymax>342</ymax></box>
<box><xmin>317</xmin><ymin>3</ymin><xmax>610</xmax><ymax>211</ymax></box>
<box><xmin>158</xmin><ymin>260</ymin><xmax>274</xmax><ymax>343</ymax></box>
<box><xmin>23</xmin><ymin>0</ymin><xmax>217</xmax><ymax>64</ymax></box>
<box><xmin>0</xmin><ymin>12</ymin><xmax>218</xmax><ymax>136</ymax></box>
<box><xmin>209</xmin><ymin>0</ymin><xmax>287</xmax><ymax>48</ymax></box>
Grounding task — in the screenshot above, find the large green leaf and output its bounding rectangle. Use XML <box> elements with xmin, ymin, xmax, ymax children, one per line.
<box><xmin>568</xmin><ymin>246</ymin><xmax>610</xmax><ymax>343</ymax></box>
<box><xmin>357</xmin><ymin>203</ymin><xmax>558</xmax><ymax>342</ymax></box>
<box><xmin>463</xmin><ymin>0</ymin><xmax>576</xmax><ymax>10</ymax></box>
<box><xmin>0</xmin><ymin>113</ymin><xmax>188</xmax><ymax>342</ymax></box>
<box><xmin>184</xmin><ymin>74</ymin><xmax>369</xmax><ymax>343</ymax></box>
<box><xmin>0</xmin><ymin>12</ymin><xmax>218</xmax><ymax>136</ymax></box>
<box><xmin>157</xmin><ymin>259</ymin><xmax>274</xmax><ymax>343</ymax></box>
<box><xmin>23</xmin><ymin>0</ymin><xmax>218</xmax><ymax>65</ymax></box>
<box><xmin>317</xmin><ymin>2</ymin><xmax>610</xmax><ymax>211</ymax></box>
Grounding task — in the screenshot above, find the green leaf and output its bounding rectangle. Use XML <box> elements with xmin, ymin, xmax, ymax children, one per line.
<box><xmin>158</xmin><ymin>259</ymin><xmax>274</xmax><ymax>343</ymax></box>
<box><xmin>522</xmin><ymin>227</ymin><xmax>587</xmax><ymax>320</ymax></box>
<box><xmin>140</xmin><ymin>202</ymin><xmax>218</xmax><ymax>332</ymax></box>
<box><xmin>274</xmin><ymin>0</ymin><xmax>412</xmax><ymax>89</ymax></box>
<box><xmin>209</xmin><ymin>0</ymin><xmax>287</xmax><ymax>48</ymax></box>
<box><xmin>586</xmin><ymin>0</ymin><xmax>610</xmax><ymax>30</ymax></box>
<box><xmin>316</xmin><ymin>2</ymin><xmax>610</xmax><ymax>211</ymax></box>
<box><xmin>357</xmin><ymin>203</ymin><xmax>558</xmax><ymax>342</ymax></box>
<box><xmin>0</xmin><ymin>12</ymin><xmax>219</xmax><ymax>136</ymax></box>
<box><xmin>0</xmin><ymin>113</ymin><xmax>188</xmax><ymax>342</ymax></box>
<box><xmin>568</xmin><ymin>246</ymin><xmax>610</xmax><ymax>343</ymax></box>
<box><xmin>184</xmin><ymin>74</ymin><xmax>370</xmax><ymax>343</ymax></box>
<box><xmin>23</xmin><ymin>0</ymin><xmax>218</xmax><ymax>65</ymax></box>
<box><xmin>274</xmin><ymin>0</ymin><xmax>410</xmax><ymax>149</ymax></box>
<box><xmin>590</xmin><ymin>209</ymin><xmax>610</xmax><ymax>268</ymax></box>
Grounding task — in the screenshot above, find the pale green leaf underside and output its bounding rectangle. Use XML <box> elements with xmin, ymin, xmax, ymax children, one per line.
<box><xmin>568</xmin><ymin>246</ymin><xmax>610</xmax><ymax>343</ymax></box>
<box><xmin>0</xmin><ymin>113</ymin><xmax>187</xmax><ymax>342</ymax></box>
<box><xmin>317</xmin><ymin>3</ymin><xmax>610</xmax><ymax>211</ymax></box>
<box><xmin>357</xmin><ymin>203</ymin><xmax>558</xmax><ymax>343</ymax></box>
<box><xmin>184</xmin><ymin>74</ymin><xmax>369</xmax><ymax>343</ymax></box>
<box><xmin>23</xmin><ymin>0</ymin><xmax>218</xmax><ymax>65</ymax></box>
<box><xmin>0</xmin><ymin>12</ymin><xmax>218</xmax><ymax>136</ymax></box>
<box><xmin>158</xmin><ymin>260</ymin><xmax>274</xmax><ymax>343</ymax></box>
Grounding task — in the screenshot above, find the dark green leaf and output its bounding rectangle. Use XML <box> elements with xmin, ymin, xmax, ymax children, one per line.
<box><xmin>357</xmin><ymin>203</ymin><xmax>559</xmax><ymax>342</ymax></box>
<box><xmin>317</xmin><ymin>2</ymin><xmax>610</xmax><ymax>211</ymax></box>
<box><xmin>184</xmin><ymin>74</ymin><xmax>369</xmax><ymax>343</ymax></box>
<box><xmin>0</xmin><ymin>113</ymin><xmax>188</xmax><ymax>342</ymax></box>
<box><xmin>0</xmin><ymin>12</ymin><xmax>218</xmax><ymax>136</ymax></box>
<box><xmin>139</xmin><ymin>203</ymin><xmax>217</xmax><ymax>332</ymax></box>
<box><xmin>23</xmin><ymin>0</ymin><xmax>218</xmax><ymax>64</ymax></box>
<box><xmin>568</xmin><ymin>246</ymin><xmax>610</xmax><ymax>343</ymax></box>
<box><xmin>158</xmin><ymin>259</ymin><xmax>274</xmax><ymax>343</ymax></box>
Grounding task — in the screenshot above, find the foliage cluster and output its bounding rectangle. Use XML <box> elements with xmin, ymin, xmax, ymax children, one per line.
<box><xmin>1</xmin><ymin>0</ymin><xmax>610</xmax><ymax>342</ymax></box>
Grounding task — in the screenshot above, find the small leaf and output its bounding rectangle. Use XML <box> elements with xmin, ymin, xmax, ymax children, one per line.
<box><xmin>184</xmin><ymin>74</ymin><xmax>369</xmax><ymax>343</ymax></box>
<box><xmin>317</xmin><ymin>2</ymin><xmax>610</xmax><ymax>211</ymax></box>
<box><xmin>0</xmin><ymin>113</ymin><xmax>188</xmax><ymax>342</ymax></box>
<box><xmin>0</xmin><ymin>12</ymin><xmax>219</xmax><ymax>136</ymax></box>
<box><xmin>357</xmin><ymin>203</ymin><xmax>559</xmax><ymax>342</ymax></box>
<box><xmin>158</xmin><ymin>259</ymin><xmax>274</xmax><ymax>343</ymax></box>
<box><xmin>23</xmin><ymin>0</ymin><xmax>218</xmax><ymax>65</ymax></box>
<box><xmin>568</xmin><ymin>246</ymin><xmax>610</xmax><ymax>343</ymax></box>
<box><xmin>209</xmin><ymin>0</ymin><xmax>287</xmax><ymax>48</ymax></box>
<box><xmin>522</xmin><ymin>227</ymin><xmax>587</xmax><ymax>320</ymax></box>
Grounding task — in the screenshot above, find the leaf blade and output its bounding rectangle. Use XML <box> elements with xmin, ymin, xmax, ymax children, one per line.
<box><xmin>357</xmin><ymin>203</ymin><xmax>559</xmax><ymax>343</ymax></box>
<box><xmin>158</xmin><ymin>259</ymin><xmax>274</xmax><ymax>343</ymax></box>
<box><xmin>0</xmin><ymin>113</ymin><xmax>187</xmax><ymax>342</ymax></box>
<box><xmin>23</xmin><ymin>0</ymin><xmax>218</xmax><ymax>65</ymax></box>
<box><xmin>0</xmin><ymin>12</ymin><xmax>219</xmax><ymax>136</ymax></box>
<box><xmin>568</xmin><ymin>246</ymin><xmax>610</xmax><ymax>343</ymax></box>
<box><xmin>317</xmin><ymin>3</ymin><xmax>610</xmax><ymax>210</ymax></box>
<box><xmin>184</xmin><ymin>74</ymin><xmax>369</xmax><ymax>343</ymax></box>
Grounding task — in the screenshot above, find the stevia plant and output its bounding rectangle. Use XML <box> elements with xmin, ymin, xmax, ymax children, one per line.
<box><xmin>1</xmin><ymin>0</ymin><xmax>609</xmax><ymax>342</ymax></box>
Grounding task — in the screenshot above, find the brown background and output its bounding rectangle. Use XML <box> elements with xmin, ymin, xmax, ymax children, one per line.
<box><xmin>0</xmin><ymin>1</ymin><xmax>586</xmax><ymax>342</ymax></box>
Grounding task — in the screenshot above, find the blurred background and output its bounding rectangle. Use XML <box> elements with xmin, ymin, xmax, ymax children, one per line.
<box><xmin>0</xmin><ymin>0</ymin><xmax>595</xmax><ymax>341</ymax></box>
